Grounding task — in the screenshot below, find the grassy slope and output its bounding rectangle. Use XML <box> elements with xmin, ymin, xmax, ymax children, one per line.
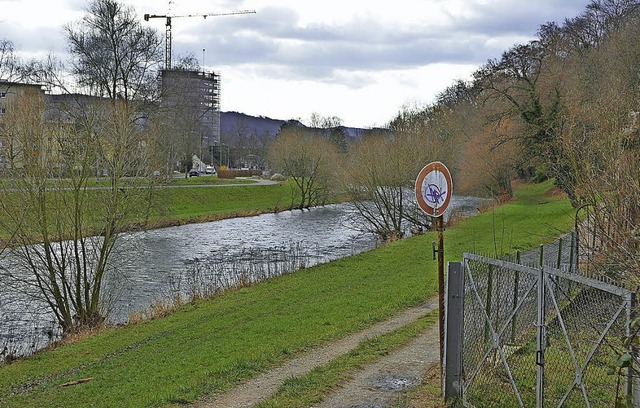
<box><xmin>152</xmin><ymin>182</ymin><xmax>294</xmax><ymax>221</ymax></box>
<box><xmin>0</xmin><ymin>180</ymin><xmax>295</xmax><ymax>242</ymax></box>
<box><xmin>0</xmin><ymin>180</ymin><xmax>574</xmax><ymax>407</ymax></box>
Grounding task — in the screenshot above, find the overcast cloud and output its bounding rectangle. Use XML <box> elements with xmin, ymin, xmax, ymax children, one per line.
<box><xmin>1</xmin><ymin>0</ymin><xmax>591</xmax><ymax>127</ymax></box>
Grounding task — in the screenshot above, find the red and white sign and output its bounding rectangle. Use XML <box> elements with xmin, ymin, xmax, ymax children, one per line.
<box><xmin>415</xmin><ymin>161</ymin><xmax>453</xmax><ymax>217</ymax></box>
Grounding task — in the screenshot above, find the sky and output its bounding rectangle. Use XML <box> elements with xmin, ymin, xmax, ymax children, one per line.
<box><xmin>1</xmin><ymin>0</ymin><xmax>592</xmax><ymax>128</ymax></box>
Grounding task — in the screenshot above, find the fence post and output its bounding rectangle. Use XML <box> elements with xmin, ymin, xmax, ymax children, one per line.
<box><xmin>627</xmin><ymin>292</ymin><xmax>637</xmax><ymax>404</ymax></box>
<box><xmin>536</xmin><ymin>266</ymin><xmax>546</xmax><ymax>408</ymax></box>
<box><xmin>556</xmin><ymin>238</ymin><xmax>563</xmax><ymax>269</ymax></box>
<box><xmin>539</xmin><ymin>244</ymin><xmax>544</xmax><ymax>267</ymax></box>
<box><xmin>510</xmin><ymin>251</ymin><xmax>520</xmax><ymax>343</ymax></box>
<box><xmin>569</xmin><ymin>231</ymin><xmax>575</xmax><ymax>272</ymax></box>
<box><xmin>484</xmin><ymin>263</ymin><xmax>494</xmax><ymax>342</ymax></box>
<box><xmin>444</xmin><ymin>261</ymin><xmax>464</xmax><ymax>402</ymax></box>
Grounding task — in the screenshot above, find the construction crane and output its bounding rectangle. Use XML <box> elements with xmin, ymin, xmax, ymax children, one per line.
<box><xmin>144</xmin><ymin>9</ymin><xmax>256</xmax><ymax>69</ymax></box>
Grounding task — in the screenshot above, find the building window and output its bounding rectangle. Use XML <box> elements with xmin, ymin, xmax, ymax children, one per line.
<box><xmin>0</xmin><ymin>107</ymin><xmax>6</xmax><ymax>115</ymax></box>
<box><xmin>0</xmin><ymin>91</ymin><xmax>6</xmax><ymax>98</ymax></box>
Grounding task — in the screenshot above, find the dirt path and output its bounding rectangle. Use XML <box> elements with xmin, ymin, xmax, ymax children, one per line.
<box><xmin>192</xmin><ymin>300</ymin><xmax>438</xmax><ymax>408</ymax></box>
<box><xmin>315</xmin><ymin>325</ymin><xmax>440</xmax><ymax>408</ymax></box>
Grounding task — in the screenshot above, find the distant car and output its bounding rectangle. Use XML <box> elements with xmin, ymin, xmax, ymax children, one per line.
<box><xmin>188</xmin><ymin>169</ymin><xmax>200</xmax><ymax>177</ymax></box>
<box><xmin>205</xmin><ymin>166</ymin><xmax>216</xmax><ymax>175</ymax></box>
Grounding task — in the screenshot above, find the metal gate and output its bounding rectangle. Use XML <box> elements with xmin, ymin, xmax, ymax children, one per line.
<box><xmin>444</xmin><ymin>252</ymin><xmax>635</xmax><ymax>407</ymax></box>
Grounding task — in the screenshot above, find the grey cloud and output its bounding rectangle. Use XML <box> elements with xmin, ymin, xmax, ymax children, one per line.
<box><xmin>450</xmin><ymin>0</ymin><xmax>591</xmax><ymax>37</ymax></box>
<box><xmin>2</xmin><ymin>23</ymin><xmax>66</xmax><ymax>56</ymax></box>
<box><xmin>173</xmin><ymin>0</ymin><xmax>592</xmax><ymax>86</ymax></box>
<box><xmin>176</xmin><ymin>17</ymin><xmax>498</xmax><ymax>83</ymax></box>
<box><xmin>2</xmin><ymin>0</ymin><xmax>589</xmax><ymax>89</ymax></box>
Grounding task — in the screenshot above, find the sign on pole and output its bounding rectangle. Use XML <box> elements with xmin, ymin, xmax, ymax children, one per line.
<box><xmin>415</xmin><ymin>161</ymin><xmax>453</xmax><ymax>217</ymax></box>
<box><xmin>415</xmin><ymin>161</ymin><xmax>453</xmax><ymax>371</ymax></box>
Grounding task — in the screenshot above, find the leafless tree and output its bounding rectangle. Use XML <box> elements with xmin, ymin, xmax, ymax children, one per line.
<box><xmin>342</xmin><ymin>104</ymin><xmax>457</xmax><ymax>240</ymax></box>
<box><xmin>0</xmin><ymin>39</ymin><xmax>23</xmax><ymax>81</ymax></box>
<box><xmin>558</xmin><ymin>15</ymin><xmax>640</xmax><ymax>285</ymax></box>
<box><xmin>0</xmin><ymin>0</ymin><xmax>164</xmax><ymax>334</ymax></box>
<box><xmin>0</xmin><ymin>91</ymin><xmax>163</xmax><ymax>334</ymax></box>
<box><xmin>64</xmin><ymin>0</ymin><xmax>162</xmax><ymax>101</ymax></box>
<box><xmin>308</xmin><ymin>113</ymin><xmax>348</xmax><ymax>153</ymax></box>
<box><xmin>268</xmin><ymin>122</ymin><xmax>339</xmax><ymax>209</ymax></box>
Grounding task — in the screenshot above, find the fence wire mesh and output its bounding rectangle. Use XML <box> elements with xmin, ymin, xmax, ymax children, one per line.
<box><xmin>458</xmin><ymin>235</ymin><xmax>634</xmax><ymax>407</ymax></box>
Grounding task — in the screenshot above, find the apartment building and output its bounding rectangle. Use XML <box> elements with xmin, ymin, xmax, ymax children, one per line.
<box><xmin>0</xmin><ymin>81</ymin><xmax>47</xmax><ymax>170</ymax></box>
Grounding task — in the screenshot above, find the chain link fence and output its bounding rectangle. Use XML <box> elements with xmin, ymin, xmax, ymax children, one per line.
<box><xmin>444</xmin><ymin>234</ymin><xmax>635</xmax><ymax>407</ymax></box>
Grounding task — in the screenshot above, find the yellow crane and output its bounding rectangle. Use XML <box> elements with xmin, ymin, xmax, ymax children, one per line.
<box><xmin>144</xmin><ymin>9</ymin><xmax>256</xmax><ymax>69</ymax></box>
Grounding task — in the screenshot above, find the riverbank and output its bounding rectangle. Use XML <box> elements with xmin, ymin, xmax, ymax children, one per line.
<box><xmin>122</xmin><ymin>178</ymin><xmax>297</xmax><ymax>229</ymax></box>
<box><xmin>0</xmin><ymin>180</ymin><xmax>574</xmax><ymax>407</ymax></box>
<box><xmin>0</xmin><ymin>179</ymin><xmax>299</xmax><ymax>246</ymax></box>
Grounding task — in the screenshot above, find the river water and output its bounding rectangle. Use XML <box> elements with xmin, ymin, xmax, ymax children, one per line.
<box><xmin>0</xmin><ymin>196</ymin><xmax>491</xmax><ymax>357</ymax></box>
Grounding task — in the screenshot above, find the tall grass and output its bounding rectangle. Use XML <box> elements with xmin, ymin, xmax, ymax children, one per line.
<box><xmin>128</xmin><ymin>243</ymin><xmax>312</xmax><ymax>324</ymax></box>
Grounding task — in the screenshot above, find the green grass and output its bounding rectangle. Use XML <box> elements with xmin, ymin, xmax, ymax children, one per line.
<box><xmin>150</xmin><ymin>181</ymin><xmax>295</xmax><ymax>222</ymax></box>
<box><xmin>0</xmin><ymin>180</ymin><xmax>297</xmax><ymax>241</ymax></box>
<box><xmin>165</xmin><ymin>175</ymin><xmax>255</xmax><ymax>186</ymax></box>
<box><xmin>444</xmin><ymin>179</ymin><xmax>574</xmax><ymax>258</ymax></box>
<box><xmin>0</xmin><ymin>174</ymin><xmax>253</xmax><ymax>189</ymax></box>
<box><xmin>462</xmin><ymin>336</ymin><xmax>619</xmax><ymax>407</ymax></box>
<box><xmin>0</xmin><ymin>181</ymin><xmax>575</xmax><ymax>407</ymax></box>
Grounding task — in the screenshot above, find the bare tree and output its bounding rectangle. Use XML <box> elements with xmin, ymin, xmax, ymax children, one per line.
<box><xmin>559</xmin><ymin>14</ymin><xmax>640</xmax><ymax>284</ymax></box>
<box><xmin>65</xmin><ymin>0</ymin><xmax>162</xmax><ymax>101</ymax></box>
<box><xmin>342</xmin><ymin>134</ymin><xmax>416</xmax><ymax>240</ymax></box>
<box><xmin>174</xmin><ymin>53</ymin><xmax>201</xmax><ymax>71</ymax></box>
<box><xmin>268</xmin><ymin>122</ymin><xmax>339</xmax><ymax>209</ymax></box>
<box><xmin>342</xmin><ymin>104</ymin><xmax>458</xmax><ymax>240</ymax></box>
<box><xmin>0</xmin><ymin>0</ymin><xmax>164</xmax><ymax>334</ymax></box>
<box><xmin>0</xmin><ymin>91</ymin><xmax>163</xmax><ymax>334</ymax></box>
<box><xmin>309</xmin><ymin>113</ymin><xmax>348</xmax><ymax>153</ymax></box>
<box><xmin>458</xmin><ymin>117</ymin><xmax>519</xmax><ymax>199</ymax></box>
<box><xmin>0</xmin><ymin>39</ymin><xmax>22</xmax><ymax>81</ymax></box>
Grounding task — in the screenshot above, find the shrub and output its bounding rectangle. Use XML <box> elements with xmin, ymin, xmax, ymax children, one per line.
<box><xmin>217</xmin><ymin>169</ymin><xmax>262</xmax><ymax>179</ymax></box>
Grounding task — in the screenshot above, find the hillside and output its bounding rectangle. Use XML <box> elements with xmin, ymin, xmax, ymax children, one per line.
<box><xmin>220</xmin><ymin>111</ymin><xmax>289</xmax><ymax>139</ymax></box>
<box><xmin>220</xmin><ymin>111</ymin><xmax>381</xmax><ymax>141</ymax></box>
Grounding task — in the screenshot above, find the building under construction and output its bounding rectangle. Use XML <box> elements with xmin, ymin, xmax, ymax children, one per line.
<box><xmin>159</xmin><ymin>69</ymin><xmax>221</xmax><ymax>168</ymax></box>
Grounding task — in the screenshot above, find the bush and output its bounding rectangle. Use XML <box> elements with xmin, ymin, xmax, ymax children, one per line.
<box><xmin>217</xmin><ymin>169</ymin><xmax>262</xmax><ymax>179</ymax></box>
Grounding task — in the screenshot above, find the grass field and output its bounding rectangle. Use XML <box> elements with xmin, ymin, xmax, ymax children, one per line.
<box><xmin>0</xmin><ymin>180</ymin><xmax>575</xmax><ymax>407</ymax></box>
<box><xmin>150</xmin><ymin>180</ymin><xmax>295</xmax><ymax>223</ymax></box>
<box><xmin>0</xmin><ymin>178</ymin><xmax>297</xmax><ymax>242</ymax></box>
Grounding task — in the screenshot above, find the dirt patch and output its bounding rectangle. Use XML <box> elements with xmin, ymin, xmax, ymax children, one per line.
<box><xmin>543</xmin><ymin>186</ymin><xmax>567</xmax><ymax>199</ymax></box>
<box><xmin>405</xmin><ymin>363</ymin><xmax>445</xmax><ymax>408</ymax></box>
<box><xmin>315</xmin><ymin>325</ymin><xmax>440</xmax><ymax>408</ymax></box>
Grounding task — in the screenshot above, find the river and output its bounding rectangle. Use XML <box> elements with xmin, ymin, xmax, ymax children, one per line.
<box><xmin>0</xmin><ymin>196</ymin><xmax>491</xmax><ymax>357</ymax></box>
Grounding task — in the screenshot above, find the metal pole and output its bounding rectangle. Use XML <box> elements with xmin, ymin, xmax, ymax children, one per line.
<box><xmin>556</xmin><ymin>238</ymin><xmax>563</xmax><ymax>269</ymax></box>
<box><xmin>444</xmin><ymin>261</ymin><xmax>464</xmax><ymax>401</ymax></box>
<box><xmin>437</xmin><ymin>216</ymin><xmax>445</xmax><ymax>366</ymax></box>
<box><xmin>626</xmin><ymin>292</ymin><xmax>636</xmax><ymax>401</ymax></box>
<box><xmin>536</xmin><ymin>266</ymin><xmax>546</xmax><ymax>407</ymax></box>
<box><xmin>511</xmin><ymin>251</ymin><xmax>520</xmax><ymax>343</ymax></box>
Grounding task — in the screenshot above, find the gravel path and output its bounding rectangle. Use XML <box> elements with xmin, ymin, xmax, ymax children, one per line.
<box><xmin>315</xmin><ymin>324</ymin><xmax>440</xmax><ymax>408</ymax></box>
<box><xmin>192</xmin><ymin>300</ymin><xmax>438</xmax><ymax>408</ymax></box>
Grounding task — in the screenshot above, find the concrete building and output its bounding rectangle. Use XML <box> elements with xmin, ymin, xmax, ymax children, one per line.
<box><xmin>0</xmin><ymin>81</ymin><xmax>48</xmax><ymax>170</ymax></box>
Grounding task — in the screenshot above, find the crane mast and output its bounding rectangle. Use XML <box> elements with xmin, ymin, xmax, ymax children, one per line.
<box><xmin>144</xmin><ymin>10</ymin><xmax>256</xmax><ymax>69</ymax></box>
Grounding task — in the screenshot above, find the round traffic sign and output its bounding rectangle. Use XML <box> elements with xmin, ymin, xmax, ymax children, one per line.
<box><xmin>415</xmin><ymin>161</ymin><xmax>453</xmax><ymax>217</ymax></box>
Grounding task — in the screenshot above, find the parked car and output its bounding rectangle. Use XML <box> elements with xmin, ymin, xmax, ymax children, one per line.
<box><xmin>205</xmin><ymin>166</ymin><xmax>216</xmax><ymax>175</ymax></box>
<box><xmin>188</xmin><ymin>169</ymin><xmax>200</xmax><ymax>177</ymax></box>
